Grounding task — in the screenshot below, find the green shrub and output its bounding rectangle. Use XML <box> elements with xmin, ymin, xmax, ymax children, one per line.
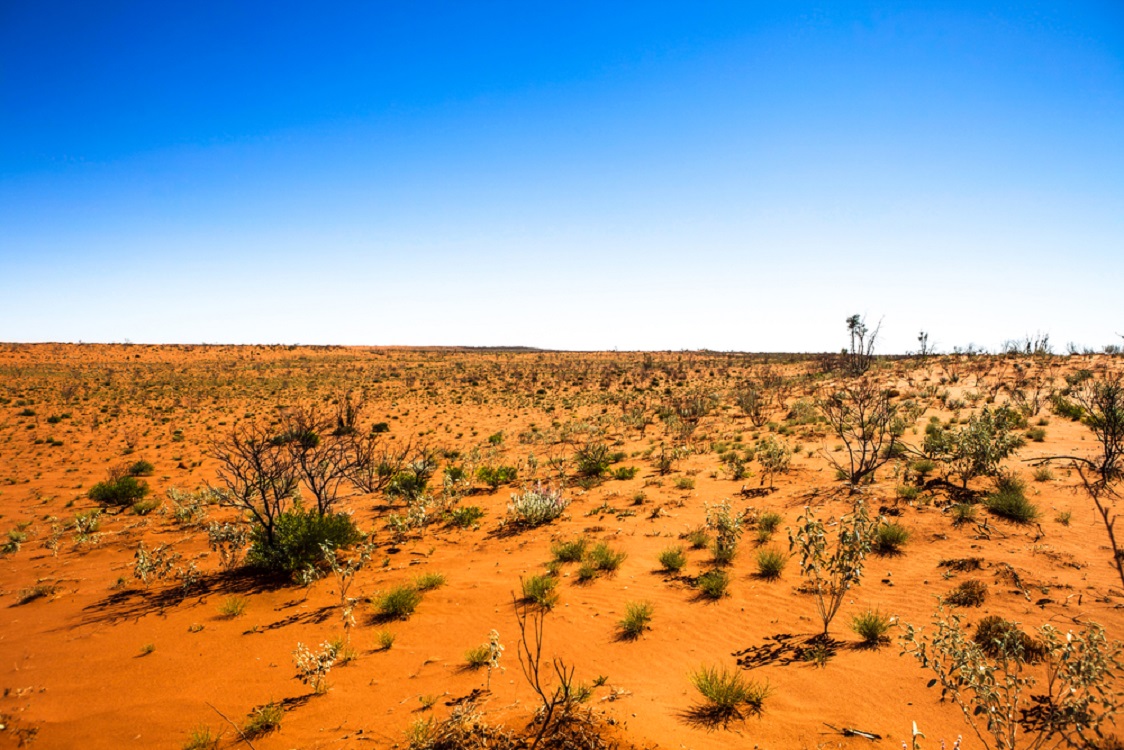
<box><xmin>476</xmin><ymin>464</ymin><xmax>518</xmax><ymax>489</ymax></box>
<box><xmin>375</xmin><ymin>585</ymin><xmax>423</xmax><ymax>620</ymax></box>
<box><xmin>246</xmin><ymin>508</ymin><xmax>361</xmax><ymax>575</ymax></box>
<box><xmin>551</xmin><ymin>537</ymin><xmax>587</xmax><ymax>563</ymax></box>
<box><xmin>851</xmin><ymin>609</ymin><xmax>891</xmax><ymax>645</ymax></box>
<box><xmin>612</xmin><ymin>466</ymin><xmax>639</xmax><ymax>480</ymax></box>
<box><xmin>88</xmin><ymin>475</ymin><xmax>150</xmax><ymax>507</ymax></box>
<box><xmin>182</xmin><ymin>724</ymin><xmax>220</xmax><ymax>750</ymax></box>
<box><xmin>695</xmin><ymin>569</ymin><xmax>729</xmax><ymax>599</ymax></box>
<box><xmin>874</xmin><ymin>523</ymin><xmax>910</xmax><ymax>555</ymax></box>
<box><xmin>127</xmin><ymin>460</ymin><xmax>155</xmax><ymax>476</ymax></box>
<box><xmin>1025</xmin><ymin>427</ymin><xmax>1046</xmax><ymax>442</ymax></box>
<box><xmin>674</xmin><ymin>477</ymin><xmax>695</xmax><ymax>491</ymax></box>
<box><xmin>658</xmin><ymin>546</ymin><xmax>687</xmax><ymax>572</ymax></box>
<box><xmin>446</xmin><ymin>505</ymin><xmax>484</xmax><ymax>528</ymax></box>
<box><xmin>574</xmin><ymin>441</ymin><xmax>611</xmax><ymax>477</ymax></box>
<box><xmin>521</xmin><ymin>574</ymin><xmax>558</xmax><ymax>609</ymax></box>
<box><xmin>618</xmin><ymin>601</ymin><xmax>654</xmax><ymax>640</ymax></box>
<box><xmin>984</xmin><ymin>476</ymin><xmax>1039</xmax><ymax>524</ymax></box>
<box><xmin>1033</xmin><ymin>467</ymin><xmax>1054</xmax><ymax>482</ymax></box>
<box><xmin>690</xmin><ymin>665</ymin><xmax>769</xmax><ymax>722</ymax></box>
<box><xmin>755</xmin><ymin>547</ymin><xmax>786</xmax><ymax>580</ymax></box>
<box><xmin>895</xmin><ymin>485</ymin><xmax>921</xmax><ymax>501</ymax></box>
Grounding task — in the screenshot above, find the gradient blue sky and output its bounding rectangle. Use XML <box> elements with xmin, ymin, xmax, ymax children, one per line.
<box><xmin>2</xmin><ymin>2</ymin><xmax>1122</xmax><ymax>351</ymax></box>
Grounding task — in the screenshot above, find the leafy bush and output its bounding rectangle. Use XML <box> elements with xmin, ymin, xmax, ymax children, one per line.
<box><xmin>246</xmin><ymin>507</ymin><xmax>361</xmax><ymax>575</ymax></box>
<box><xmin>755</xmin><ymin>547</ymin><xmax>787</xmax><ymax>579</ymax></box>
<box><xmin>507</xmin><ymin>484</ymin><xmax>568</xmax><ymax>527</ymax></box>
<box><xmin>476</xmin><ymin>464</ymin><xmax>518</xmax><ymax>490</ymax></box>
<box><xmin>690</xmin><ymin>665</ymin><xmax>769</xmax><ymax>723</ymax></box>
<box><xmin>874</xmin><ymin>522</ymin><xmax>910</xmax><ymax>555</ymax></box>
<box><xmin>851</xmin><ymin>609</ymin><xmax>891</xmax><ymax>645</ymax></box>
<box><xmin>612</xmin><ymin>466</ymin><xmax>639</xmax><ymax>480</ymax></box>
<box><xmin>375</xmin><ymin>584</ymin><xmax>423</xmax><ymax>620</ymax></box>
<box><xmin>695</xmin><ymin>569</ymin><xmax>730</xmax><ymax>599</ymax></box>
<box><xmin>658</xmin><ymin>546</ymin><xmax>687</xmax><ymax>572</ymax></box>
<box><xmin>446</xmin><ymin>505</ymin><xmax>484</xmax><ymax>528</ymax></box>
<box><xmin>618</xmin><ymin>601</ymin><xmax>654</xmax><ymax>640</ymax></box>
<box><xmin>127</xmin><ymin>460</ymin><xmax>155</xmax><ymax>476</ymax></box>
<box><xmin>88</xmin><ymin>475</ymin><xmax>150</xmax><ymax>507</ymax></box>
<box><xmin>574</xmin><ymin>441</ymin><xmax>611</xmax><ymax>477</ymax></box>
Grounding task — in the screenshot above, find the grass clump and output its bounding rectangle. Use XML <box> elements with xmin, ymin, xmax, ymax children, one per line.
<box><xmin>375</xmin><ymin>585</ymin><xmax>423</xmax><ymax>620</ymax></box>
<box><xmin>243</xmin><ymin>703</ymin><xmax>283</xmax><ymax>738</ymax></box>
<box><xmin>973</xmin><ymin>615</ymin><xmax>1046</xmax><ymax>661</ymax></box>
<box><xmin>413</xmin><ymin>572</ymin><xmax>446</xmax><ymax>591</ymax></box>
<box><xmin>658</xmin><ymin>546</ymin><xmax>687</xmax><ymax>573</ymax></box>
<box><xmin>464</xmin><ymin>644</ymin><xmax>491</xmax><ymax>668</ymax></box>
<box><xmin>684</xmin><ymin>527</ymin><xmax>711</xmax><ymax>550</ymax></box>
<box><xmin>587</xmin><ymin>541</ymin><xmax>626</xmax><ymax>573</ymax></box>
<box><xmin>944</xmin><ymin>579</ymin><xmax>988</xmax><ymax>607</ymax></box>
<box><xmin>521</xmin><ymin>574</ymin><xmax>558</xmax><ymax>609</ymax></box>
<box><xmin>756</xmin><ymin>511</ymin><xmax>783</xmax><ymax>539</ymax></box>
<box><xmin>182</xmin><ymin>725</ymin><xmax>219</xmax><ymax>750</ymax></box>
<box><xmin>218</xmin><ymin>595</ymin><xmax>248</xmax><ymax>618</ymax></box>
<box><xmin>851</xmin><ymin>609</ymin><xmax>892</xmax><ymax>646</ymax></box>
<box><xmin>874</xmin><ymin>522</ymin><xmax>910</xmax><ymax>555</ymax></box>
<box><xmin>550</xmin><ymin>537</ymin><xmax>587</xmax><ymax>563</ymax></box>
<box><xmin>950</xmin><ymin>502</ymin><xmax>977</xmax><ymax>526</ymax></box>
<box><xmin>690</xmin><ymin>665</ymin><xmax>769</xmax><ymax>724</ymax></box>
<box><xmin>695</xmin><ymin>569</ymin><xmax>730</xmax><ymax>600</ymax></box>
<box><xmin>984</xmin><ymin>476</ymin><xmax>1039</xmax><ymax>524</ymax></box>
<box><xmin>618</xmin><ymin>601</ymin><xmax>654</xmax><ymax>640</ymax></box>
<box><xmin>754</xmin><ymin>547</ymin><xmax>787</xmax><ymax>580</ymax></box>
<box><xmin>377</xmin><ymin>629</ymin><xmax>396</xmax><ymax>650</ymax></box>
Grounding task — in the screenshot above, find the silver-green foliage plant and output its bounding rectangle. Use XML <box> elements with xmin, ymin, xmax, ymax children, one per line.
<box><xmin>788</xmin><ymin>500</ymin><xmax>879</xmax><ymax>637</ymax></box>
<box><xmin>507</xmin><ymin>483</ymin><xmax>569</xmax><ymax>527</ymax></box>
<box><xmin>756</xmin><ymin>436</ymin><xmax>791</xmax><ymax>490</ymax></box>
<box><xmin>207</xmin><ymin>521</ymin><xmax>248</xmax><ymax>569</ymax></box>
<box><xmin>704</xmin><ymin>500</ymin><xmax>743</xmax><ymax>565</ymax></box>
<box><xmin>925</xmin><ymin>407</ymin><xmax>1024</xmax><ymax>488</ymax></box>
<box><xmin>292</xmin><ymin>640</ymin><xmax>339</xmax><ymax>694</ymax></box>
<box><xmin>901</xmin><ymin>608</ymin><xmax>1123</xmax><ymax>750</ymax></box>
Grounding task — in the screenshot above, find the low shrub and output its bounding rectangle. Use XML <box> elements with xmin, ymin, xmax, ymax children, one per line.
<box><xmin>446</xmin><ymin>505</ymin><xmax>484</xmax><ymax>528</ymax></box>
<box><xmin>507</xmin><ymin>484</ymin><xmax>568</xmax><ymax>527</ymax></box>
<box><xmin>413</xmin><ymin>572</ymin><xmax>446</xmax><ymax>591</ymax></box>
<box><xmin>246</xmin><ymin>508</ymin><xmax>361</xmax><ymax>575</ymax></box>
<box><xmin>127</xmin><ymin>460</ymin><xmax>155</xmax><ymax>477</ymax></box>
<box><xmin>973</xmin><ymin>615</ymin><xmax>1046</xmax><ymax>661</ymax></box>
<box><xmin>89</xmin><ymin>475</ymin><xmax>150</xmax><ymax>507</ymax></box>
<box><xmin>244</xmin><ymin>703</ymin><xmax>283</xmax><ymax>738</ymax></box>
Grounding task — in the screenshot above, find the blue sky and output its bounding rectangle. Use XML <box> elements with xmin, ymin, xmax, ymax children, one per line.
<box><xmin>2</xmin><ymin>2</ymin><xmax>1122</xmax><ymax>351</ymax></box>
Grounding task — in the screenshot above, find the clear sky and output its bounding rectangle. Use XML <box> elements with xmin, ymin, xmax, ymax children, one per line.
<box><xmin>2</xmin><ymin>2</ymin><xmax>1122</xmax><ymax>352</ymax></box>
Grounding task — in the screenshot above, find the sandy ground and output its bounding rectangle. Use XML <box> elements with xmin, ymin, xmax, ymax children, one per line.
<box><xmin>0</xmin><ymin>344</ymin><xmax>1120</xmax><ymax>749</ymax></box>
